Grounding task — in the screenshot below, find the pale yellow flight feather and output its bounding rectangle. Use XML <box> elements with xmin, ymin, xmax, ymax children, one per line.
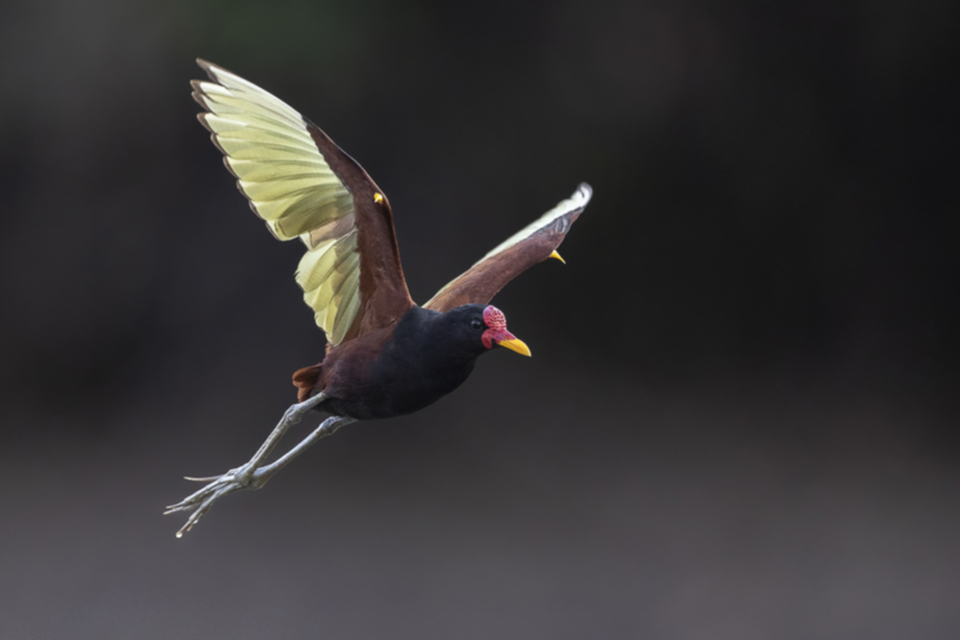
<box><xmin>195</xmin><ymin>63</ymin><xmax>363</xmax><ymax>345</ymax></box>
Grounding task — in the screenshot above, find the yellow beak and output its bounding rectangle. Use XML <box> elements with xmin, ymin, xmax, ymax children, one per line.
<box><xmin>498</xmin><ymin>338</ymin><xmax>532</xmax><ymax>357</ymax></box>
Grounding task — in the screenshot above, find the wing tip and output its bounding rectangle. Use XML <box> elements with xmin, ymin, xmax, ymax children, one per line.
<box><xmin>196</xmin><ymin>58</ymin><xmax>218</xmax><ymax>81</ymax></box>
<box><xmin>573</xmin><ymin>182</ymin><xmax>593</xmax><ymax>206</ymax></box>
<box><xmin>195</xmin><ymin>58</ymin><xmax>246</xmax><ymax>89</ymax></box>
<box><xmin>190</xmin><ymin>79</ymin><xmax>210</xmax><ymax>111</ymax></box>
<box><xmin>196</xmin><ymin>58</ymin><xmax>227</xmax><ymax>79</ymax></box>
<box><xmin>196</xmin><ymin>112</ymin><xmax>213</xmax><ymax>133</ymax></box>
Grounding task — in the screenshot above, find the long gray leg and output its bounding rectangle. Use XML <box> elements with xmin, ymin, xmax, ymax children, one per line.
<box><xmin>248</xmin><ymin>414</ymin><xmax>356</xmax><ymax>484</ymax></box>
<box><xmin>164</xmin><ymin>393</ymin><xmax>345</xmax><ymax>537</ymax></box>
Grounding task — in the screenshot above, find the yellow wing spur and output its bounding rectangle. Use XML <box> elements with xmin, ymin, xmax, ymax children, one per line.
<box><xmin>424</xmin><ymin>183</ymin><xmax>592</xmax><ymax>312</ymax></box>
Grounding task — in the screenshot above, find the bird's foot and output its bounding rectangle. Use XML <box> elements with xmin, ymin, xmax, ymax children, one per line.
<box><xmin>164</xmin><ymin>393</ymin><xmax>332</xmax><ymax>537</ymax></box>
<box><xmin>164</xmin><ymin>461</ymin><xmax>272</xmax><ymax>538</ymax></box>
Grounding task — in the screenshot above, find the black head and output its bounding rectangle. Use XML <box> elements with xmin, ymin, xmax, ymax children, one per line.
<box><xmin>437</xmin><ymin>304</ymin><xmax>531</xmax><ymax>358</ymax></box>
<box><xmin>433</xmin><ymin>304</ymin><xmax>489</xmax><ymax>359</ymax></box>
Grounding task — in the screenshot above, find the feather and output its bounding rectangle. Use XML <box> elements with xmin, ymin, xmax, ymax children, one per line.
<box><xmin>194</xmin><ymin>59</ymin><xmax>413</xmax><ymax>345</ymax></box>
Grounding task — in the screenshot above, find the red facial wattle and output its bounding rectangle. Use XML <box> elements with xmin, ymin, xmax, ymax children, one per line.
<box><xmin>481</xmin><ymin>306</ymin><xmax>532</xmax><ymax>356</ymax></box>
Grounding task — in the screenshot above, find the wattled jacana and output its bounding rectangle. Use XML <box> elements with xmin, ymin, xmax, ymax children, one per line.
<box><xmin>165</xmin><ymin>60</ymin><xmax>592</xmax><ymax>536</ymax></box>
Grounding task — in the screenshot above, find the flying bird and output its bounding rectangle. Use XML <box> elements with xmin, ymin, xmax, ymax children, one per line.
<box><xmin>165</xmin><ymin>59</ymin><xmax>592</xmax><ymax>536</ymax></box>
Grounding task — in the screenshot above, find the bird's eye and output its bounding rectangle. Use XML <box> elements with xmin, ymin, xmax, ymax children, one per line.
<box><xmin>471</xmin><ymin>319</ymin><xmax>483</xmax><ymax>331</ymax></box>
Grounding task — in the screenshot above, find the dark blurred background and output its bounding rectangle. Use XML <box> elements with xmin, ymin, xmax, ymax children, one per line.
<box><xmin>1</xmin><ymin>0</ymin><xmax>958</xmax><ymax>637</ymax></box>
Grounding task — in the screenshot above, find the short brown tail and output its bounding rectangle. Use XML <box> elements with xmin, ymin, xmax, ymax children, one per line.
<box><xmin>292</xmin><ymin>364</ymin><xmax>323</xmax><ymax>403</ymax></box>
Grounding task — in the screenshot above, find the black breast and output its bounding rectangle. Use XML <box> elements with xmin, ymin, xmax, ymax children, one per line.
<box><xmin>325</xmin><ymin>306</ymin><xmax>485</xmax><ymax>420</ymax></box>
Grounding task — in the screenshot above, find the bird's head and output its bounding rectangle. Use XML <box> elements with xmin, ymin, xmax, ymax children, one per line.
<box><xmin>434</xmin><ymin>304</ymin><xmax>531</xmax><ymax>359</ymax></box>
<box><xmin>478</xmin><ymin>305</ymin><xmax>531</xmax><ymax>356</ymax></box>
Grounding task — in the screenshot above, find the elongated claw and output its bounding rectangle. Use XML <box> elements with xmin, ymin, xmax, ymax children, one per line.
<box><xmin>166</xmin><ymin>483</ymin><xmax>243</xmax><ymax>538</ymax></box>
<box><xmin>183</xmin><ymin>474</ymin><xmax>223</xmax><ymax>482</ymax></box>
<box><xmin>164</xmin><ymin>465</ymin><xmax>263</xmax><ymax>536</ymax></box>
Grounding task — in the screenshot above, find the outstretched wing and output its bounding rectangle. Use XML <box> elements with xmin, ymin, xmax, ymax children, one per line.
<box><xmin>192</xmin><ymin>59</ymin><xmax>413</xmax><ymax>345</ymax></box>
<box><xmin>423</xmin><ymin>183</ymin><xmax>592</xmax><ymax>312</ymax></box>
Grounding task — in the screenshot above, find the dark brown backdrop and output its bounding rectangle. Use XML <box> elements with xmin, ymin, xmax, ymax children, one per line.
<box><xmin>1</xmin><ymin>0</ymin><xmax>958</xmax><ymax>638</ymax></box>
